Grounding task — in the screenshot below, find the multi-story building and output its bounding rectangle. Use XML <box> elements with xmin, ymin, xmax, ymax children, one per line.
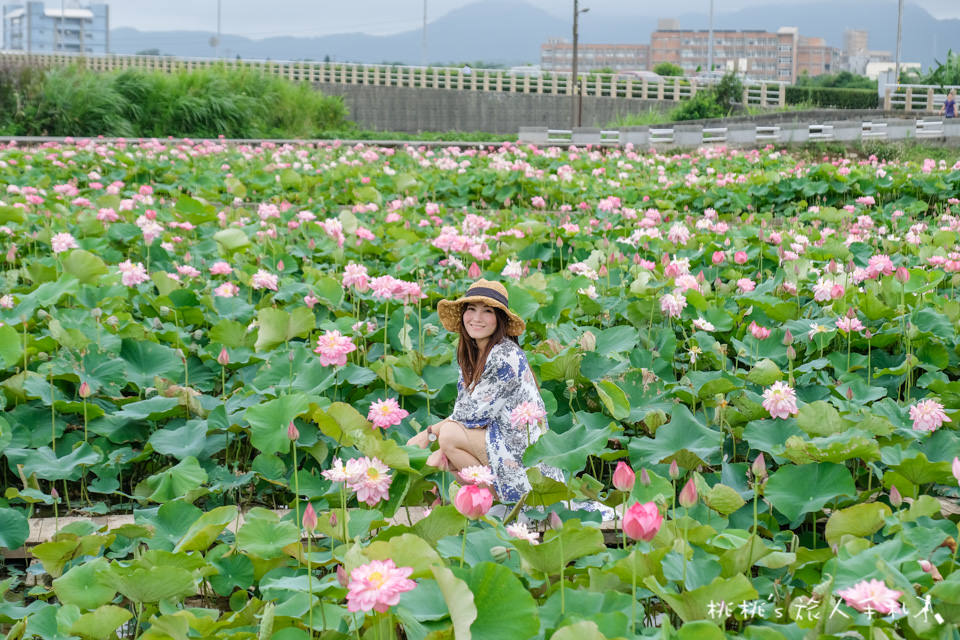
<box><xmin>649</xmin><ymin>28</ymin><xmax>797</xmax><ymax>82</ymax></box>
<box><xmin>540</xmin><ymin>38</ymin><xmax>649</xmax><ymax>73</ymax></box>
<box><xmin>797</xmin><ymin>36</ymin><xmax>839</xmax><ymax>77</ymax></box>
<box><xmin>2</xmin><ymin>1</ymin><xmax>109</xmax><ymax>54</ymax></box>
<box><xmin>844</xmin><ymin>29</ymin><xmax>868</xmax><ymax>56</ymax></box>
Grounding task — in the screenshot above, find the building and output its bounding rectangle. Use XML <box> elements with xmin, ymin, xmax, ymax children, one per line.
<box><xmin>796</xmin><ymin>36</ymin><xmax>839</xmax><ymax>77</ymax></box>
<box><xmin>2</xmin><ymin>1</ymin><xmax>109</xmax><ymax>54</ymax></box>
<box><xmin>843</xmin><ymin>29</ymin><xmax>868</xmax><ymax>57</ymax></box>
<box><xmin>540</xmin><ymin>38</ymin><xmax>649</xmax><ymax>73</ymax></box>
<box><xmin>649</xmin><ymin>28</ymin><xmax>797</xmax><ymax>82</ymax></box>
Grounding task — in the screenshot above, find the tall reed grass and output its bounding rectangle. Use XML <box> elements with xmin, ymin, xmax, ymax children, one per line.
<box><xmin>0</xmin><ymin>64</ymin><xmax>349</xmax><ymax>138</ymax></box>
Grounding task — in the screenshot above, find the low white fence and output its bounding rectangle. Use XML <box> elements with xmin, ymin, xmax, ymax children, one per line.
<box><xmin>519</xmin><ymin>117</ymin><xmax>960</xmax><ymax>147</ymax></box>
<box><xmin>0</xmin><ymin>50</ymin><xmax>787</xmax><ymax>108</ymax></box>
<box><xmin>883</xmin><ymin>84</ymin><xmax>960</xmax><ymax>112</ymax></box>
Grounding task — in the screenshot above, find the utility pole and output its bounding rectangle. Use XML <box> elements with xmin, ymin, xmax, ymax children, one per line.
<box><xmin>894</xmin><ymin>0</ymin><xmax>903</xmax><ymax>84</ymax></box>
<box><xmin>216</xmin><ymin>0</ymin><xmax>222</xmax><ymax>58</ymax></box>
<box><xmin>707</xmin><ymin>0</ymin><xmax>714</xmax><ymax>73</ymax></box>
<box><xmin>571</xmin><ymin>0</ymin><xmax>579</xmax><ymax>128</ymax></box>
<box><xmin>571</xmin><ymin>1</ymin><xmax>589</xmax><ymax>128</ymax></box>
<box><xmin>421</xmin><ymin>0</ymin><xmax>427</xmax><ymax>67</ymax></box>
<box><xmin>60</xmin><ymin>0</ymin><xmax>64</xmax><ymax>52</ymax></box>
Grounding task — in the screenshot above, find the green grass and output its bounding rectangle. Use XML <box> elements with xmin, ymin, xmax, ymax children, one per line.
<box><xmin>1</xmin><ymin>65</ymin><xmax>349</xmax><ymax>138</ymax></box>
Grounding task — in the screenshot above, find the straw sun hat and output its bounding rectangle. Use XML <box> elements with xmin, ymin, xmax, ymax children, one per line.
<box><xmin>437</xmin><ymin>279</ymin><xmax>526</xmax><ymax>336</ymax></box>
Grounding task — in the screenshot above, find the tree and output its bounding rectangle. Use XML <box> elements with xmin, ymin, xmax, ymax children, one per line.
<box><xmin>653</xmin><ymin>62</ymin><xmax>684</xmax><ymax>77</ymax></box>
<box><xmin>921</xmin><ymin>49</ymin><xmax>960</xmax><ymax>87</ymax></box>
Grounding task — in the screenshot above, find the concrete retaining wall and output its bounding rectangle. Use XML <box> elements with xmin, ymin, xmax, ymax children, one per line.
<box><xmin>315</xmin><ymin>83</ymin><xmax>667</xmax><ymax>134</ymax></box>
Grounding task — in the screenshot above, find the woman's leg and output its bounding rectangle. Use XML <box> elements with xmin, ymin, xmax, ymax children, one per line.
<box><xmin>431</xmin><ymin>419</ymin><xmax>488</xmax><ymax>471</ymax></box>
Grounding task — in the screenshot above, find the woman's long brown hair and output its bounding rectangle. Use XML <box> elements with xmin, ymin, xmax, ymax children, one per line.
<box><xmin>457</xmin><ymin>306</ymin><xmax>519</xmax><ymax>389</ymax></box>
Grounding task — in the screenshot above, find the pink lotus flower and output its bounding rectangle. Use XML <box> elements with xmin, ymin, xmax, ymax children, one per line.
<box><xmin>209</xmin><ymin>261</ymin><xmax>232</xmax><ymax>275</ymax></box>
<box><xmin>250</xmin><ymin>269</ymin><xmax>279</xmax><ymax>291</ymax></box>
<box><xmin>506</xmin><ymin>522</ymin><xmax>539</xmax><ymax>544</ymax></box>
<box><xmin>711</xmin><ymin>251</ymin><xmax>725</xmax><ymax>265</ymax></box>
<box><xmin>510</xmin><ymin>402</ymin><xmax>546</xmax><ymax>429</ymax></box>
<box><xmin>501</xmin><ymin>259</ymin><xmax>523</xmax><ymax>280</ymax></box>
<box><xmin>314</xmin><ymin>330</ymin><xmax>357</xmax><ymax>367</ymax></box>
<box><xmin>762</xmin><ymin>381</ymin><xmax>799</xmax><ymax>420</ymax></box>
<box><xmin>531</xmin><ymin>196</ymin><xmax>546</xmax><ymax>208</ymax></box>
<box><xmin>737</xmin><ymin>278</ymin><xmax>756</xmax><ymax>293</ymax></box>
<box><xmin>369</xmin><ymin>275</ymin><xmax>398</xmax><ymax>299</ymax></box>
<box><xmin>733</xmin><ymin>251</ymin><xmax>748</xmax><ymax>264</ymax></box>
<box><xmin>346</xmin><ymin>559</ymin><xmax>416</xmax><ymax>613</ymax></box>
<box><xmin>321</xmin><ymin>457</ymin><xmax>350</xmax><ymax>483</ymax></box>
<box><xmin>622</xmin><ymin>501</ymin><xmax>662</xmax><ymax>541</ymax></box>
<box><xmin>346</xmin><ymin>456</ymin><xmax>393</xmax><ymax>506</ymax></box>
<box><xmin>304</xmin><ymin>294</ymin><xmax>319</xmax><ymax>308</ymax></box>
<box><xmin>659</xmin><ymin>291</ymin><xmax>686</xmax><ymax>319</ymax></box>
<box><xmin>468</xmin><ymin>262</ymin><xmax>482</xmax><ymax>279</ymax></box>
<box><xmin>367</xmin><ymin>398</ymin><xmax>409</xmax><ymax>429</ymax></box>
<box><xmin>343</xmin><ymin>263</ymin><xmax>369</xmax><ymax>291</ymax></box>
<box><xmin>953</xmin><ymin>457</ymin><xmax>960</xmax><ymax>486</ymax></box>
<box><xmin>837</xmin><ymin>579</ymin><xmax>902</xmax><ymax>614</ymax></box>
<box><xmin>453</xmin><ymin>484</ymin><xmax>493</xmax><ymax>519</ymax></box>
<box><xmin>909</xmin><ymin>398</ymin><xmax>951</xmax><ymax>432</ymax></box>
<box><xmin>459</xmin><ymin>465</ymin><xmax>496</xmax><ymax>487</ymax></box>
<box><xmin>612</xmin><ymin>461</ymin><xmax>635</xmax><ymax>491</ymax></box>
<box><xmin>118</xmin><ymin>260</ymin><xmax>149</xmax><ymax>286</ymax></box>
<box><xmin>214</xmin><ymin>282</ymin><xmax>239</xmax><ymax>297</ymax></box>
<box><xmin>51</xmin><ymin>232</ymin><xmax>79</xmax><ymax>254</ymax></box>
<box><xmin>836</xmin><ymin>316</ymin><xmax>865</xmax><ymax>333</ymax></box>
<box><xmin>692</xmin><ymin>317</ymin><xmax>715</xmax><ymax>332</ymax></box>
<box><xmin>0</xmin><ymin>294</ymin><xmax>14</xmax><ymax>309</ymax></box>
<box><xmin>749</xmin><ymin>321</ymin><xmax>771</xmax><ymax>340</ymax></box>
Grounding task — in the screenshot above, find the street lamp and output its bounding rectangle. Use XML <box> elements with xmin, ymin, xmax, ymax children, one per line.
<box><xmin>571</xmin><ymin>1</ymin><xmax>589</xmax><ymax>128</ymax></box>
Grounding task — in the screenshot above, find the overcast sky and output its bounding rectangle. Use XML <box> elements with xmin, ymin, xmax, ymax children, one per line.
<box><xmin>102</xmin><ymin>0</ymin><xmax>957</xmax><ymax>36</ymax></box>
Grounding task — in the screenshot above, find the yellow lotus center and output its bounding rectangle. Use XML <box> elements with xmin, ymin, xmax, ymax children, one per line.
<box><xmin>368</xmin><ymin>571</ymin><xmax>385</xmax><ymax>587</ymax></box>
<box><xmin>366</xmin><ymin>468</ymin><xmax>380</xmax><ymax>480</ymax></box>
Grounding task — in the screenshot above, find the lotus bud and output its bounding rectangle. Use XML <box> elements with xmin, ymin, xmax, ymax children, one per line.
<box><xmin>751</xmin><ymin>454</ymin><xmax>767</xmax><ymax>481</ymax></box>
<box><xmin>919</xmin><ymin>559</ymin><xmax>943</xmax><ymax>581</ymax></box>
<box><xmin>302</xmin><ymin>503</ymin><xmax>318</xmax><ymax>531</ymax></box>
<box><xmin>827</xmin><ymin>259</ymin><xmax>838</xmax><ymax>274</ymax></box>
<box><xmin>612</xmin><ymin>461</ymin><xmax>636</xmax><ymax>491</ymax></box>
<box><xmin>217</xmin><ymin>347</ymin><xmax>230</xmax><ymax>366</ymax></box>
<box><xmin>277</xmin><ymin>260</ymin><xmax>285</xmax><ymax>271</ymax></box>
<box><xmin>696</xmin><ymin>270</ymin><xmax>706</xmax><ymax>284</ymax></box>
<box><xmin>786</xmin><ymin>345</ymin><xmax>796</xmax><ymax>360</ymax></box>
<box><xmin>669</xmin><ymin>460</ymin><xmax>680</xmax><ymax>480</ymax></box>
<box><xmin>783</xmin><ymin>330</ymin><xmax>793</xmax><ymax>345</ymax></box>
<box><xmin>490</xmin><ymin>546</ymin><xmax>511</xmax><ymax>562</ymax></box>
<box><xmin>287</xmin><ymin>421</ymin><xmax>300</xmax><ymax>441</ymax></box>
<box><xmin>678</xmin><ymin>478</ymin><xmax>698</xmax><ymax>508</ymax></box>
<box><xmin>895</xmin><ymin>266</ymin><xmax>910</xmax><ymax>283</ymax></box>
<box><xmin>556</xmin><ymin>237</ymin><xmax>563</xmax><ymax>248</ymax></box>
<box><xmin>846</xmin><ymin>386</ymin><xmax>854</xmax><ymax>400</ymax></box>
<box><xmin>336</xmin><ymin>564</ymin><xmax>348</xmax><ymax>587</ymax></box>
<box><xmin>50</xmin><ymin>487</ymin><xmax>59</xmax><ymax>500</ymax></box>
<box><xmin>846</xmin><ymin>307</ymin><xmax>857</xmax><ymax>319</ymax></box>
<box><xmin>468</xmin><ymin>262</ymin><xmax>482</xmax><ymax>279</ymax></box>
<box><xmin>952</xmin><ymin>456</ymin><xmax>960</xmax><ymax>486</ymax></box>
<box><xmin>633</xmin><ymin>253</ymin><xmax>641</xmax><ymax>265</ymax></box>
<box><xmin>579</xmin><ymin>331</ymin><xmax>596</xmax><ymax>352</ymax></box>
<box><xmin>548</xmin><ymin>511</ymin><xmax>563</xmax><ymax>530</ymax></box>
<box><xmin>640</xmin><ymin>468</ymin><xmax>651</xmax><ymax>486</ymax></box>
<box><xmin>889</xmin><ymin>485</ymin><xmax>902</xmax><ymax>508</ymax></box>
<box><xmin>329</xmin><ymin>511</ymin><xmax>337</xmax><ymax>527</ymax></box>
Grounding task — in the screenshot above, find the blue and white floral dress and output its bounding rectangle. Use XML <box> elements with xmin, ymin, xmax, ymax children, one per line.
<box><xmin>450</xmin><ymin>339</ymin><xmax>565</xmax><ymax>502</ymax></box>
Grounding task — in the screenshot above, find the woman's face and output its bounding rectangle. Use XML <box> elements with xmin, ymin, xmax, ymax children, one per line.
<box><xmin>462</xmin><ymin>302</ymin><xmax>498</xmax><ymax>344</ymax></box>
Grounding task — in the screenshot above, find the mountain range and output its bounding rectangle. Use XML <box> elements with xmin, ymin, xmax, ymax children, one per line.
<box><xmin>109</xmin><ymin>0</ymin><xmax>958</xmax><ymax>70</ymax></box>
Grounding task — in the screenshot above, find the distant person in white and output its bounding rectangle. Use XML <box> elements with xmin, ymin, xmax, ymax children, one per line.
<box><xmin>462</xmin><ymin>65</ymin><xmax>472</xmax><ymax>76</ymax></box>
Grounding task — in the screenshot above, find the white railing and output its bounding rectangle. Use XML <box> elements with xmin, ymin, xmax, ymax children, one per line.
<box><xmin>0</xmin><ymin>49</ymin><xmax>786</xmax><ymax>107</ymax></box>
<box><xmin>519</xmin><ymin>117</ymin><xmax>959</xmax><ymax>147</ymax></box>
<box><xmin>883</xmin><ymin>84</ymin><xmax>960</xmax><ymax>112</ymax></box>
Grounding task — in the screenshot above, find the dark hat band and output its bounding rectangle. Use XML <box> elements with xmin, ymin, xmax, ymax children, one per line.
<box><xmin>463</xmin><ymin>286</ymin><xmax>509</xmax><ymax>308</ymax></box>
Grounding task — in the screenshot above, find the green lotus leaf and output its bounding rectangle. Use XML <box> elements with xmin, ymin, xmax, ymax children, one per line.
<box><xmin>764</xmin><ymin>462</ymin><xmax>856</xmax><ymax>522</ymax></box>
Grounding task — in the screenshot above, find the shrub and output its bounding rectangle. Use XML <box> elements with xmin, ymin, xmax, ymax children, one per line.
<box><xmin>785</xmin><ymin>85</ymin><xmax>878</xmax><ymax>109</ymax></box>
<box><xmin>670</xmin><ymin>90</ymin><xmax>725</xmax><ymax>120</ymax></box>
<box><xmin>653</xmin><ymin>62</ymin><xmax>684</xmax><ymax>77</ymax></box>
